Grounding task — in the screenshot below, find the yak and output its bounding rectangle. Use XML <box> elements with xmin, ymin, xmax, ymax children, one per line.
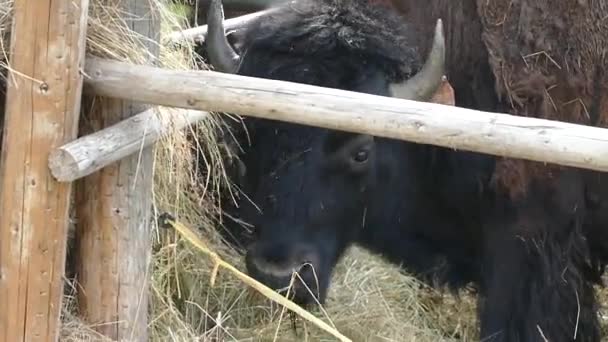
<box><xmin>202</xmin><ymin>0</ymin><xmax>608</xmax><ymax>340</ymax></box>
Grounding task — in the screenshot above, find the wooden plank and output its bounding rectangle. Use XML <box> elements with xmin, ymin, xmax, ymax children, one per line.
<box><xmin>74</xmin><ymin>1</ymin><xmax>160</xmax><ymax>341</ymax></box>
<box><xmin>0</xmin><ymin>0</ymin><xmax>89</xmax><ymax>341</ymax></box>
<box><xmin>82</xmin><ymin>57</ymin><xmax>608</xmax><ymax>173</ymax></box>
<box><xmin>48</xmin><ymin>108</ymin><xmax>208</xmax><ymax>182</ymax></box>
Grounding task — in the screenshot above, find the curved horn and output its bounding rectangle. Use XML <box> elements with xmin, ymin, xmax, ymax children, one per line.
<box><xmin>389</xmin><ymin>19</ymin><xmax>446</xmax><ymax>101</ymax></box>
<box><xmin>207</xmin><ymin>0</ymin><xmax>241</xmax><ymax>73</ymax></box>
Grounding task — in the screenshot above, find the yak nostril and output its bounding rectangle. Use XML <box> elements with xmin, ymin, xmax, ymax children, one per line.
<box><xmin>250</xmin><ymin>244</ymin><xmax>291</xmax><ymax>268</ymax></box>
<box><xmin>246</xmin><ymin>247</ymin><xmax>292</xmax><ymax>279</ymax></box>
<box><xmin>295</xmin><ymin>262</ymin><xmax>320</xmax><ymax>281</ymax></box>
<box><xmin>247</xmin><ymin>246</ymin><xmax>316</xmax><ymax>278</ymax></box>
<box><xmin>245</xmin><ymin>245</ymin><xmax>326</xmax><ymax>305</ymax></box>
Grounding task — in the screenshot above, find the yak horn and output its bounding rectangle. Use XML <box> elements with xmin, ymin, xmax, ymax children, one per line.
<box><xmin>389</xmin><ymin>19</ymin><xmax>446</xmax><ymax>101</ymax></box>
<box><xmin>207</xmin><ymin>0</ymin><xmax>241</xmax><ymax>73</ymax></box>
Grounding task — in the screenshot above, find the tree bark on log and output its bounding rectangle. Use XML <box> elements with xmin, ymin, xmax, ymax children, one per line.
<box><xmin>83</xmin><ymin>57</ymin><xmax>608</xmax><ymax>173</ymax></box>
<box><xmin>74</xmin><ymin>1</ymin><xmax>160</xmax><ymax>341</ymax></box>
<box><xmin>0</xmin><ymin>0</ymin><xmax>89</xmax><ymax>341</ymax></box>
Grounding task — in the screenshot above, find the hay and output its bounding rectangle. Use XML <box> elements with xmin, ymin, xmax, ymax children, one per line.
<box><xmin>158</xmin><ymin>215</ymin><xmax>353</xmax><ymax>342</ymax></box>
<box><xmin>0</xmin><ymin>0</ymin><xmax>605</xmax><ymax>341</ymax></box>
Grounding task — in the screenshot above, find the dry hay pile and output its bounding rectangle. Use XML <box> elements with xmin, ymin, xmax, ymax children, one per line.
<box><xmin>0</xmin><ymin>0</ymin><xmax>500</xmax><ymax>341</ymax></box>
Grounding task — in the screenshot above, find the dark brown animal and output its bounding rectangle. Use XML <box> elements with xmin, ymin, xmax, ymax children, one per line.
<box><xmin>388</xmin><ymin>2</ymin><xmax>608</xmax><ymax>339</ymax></box>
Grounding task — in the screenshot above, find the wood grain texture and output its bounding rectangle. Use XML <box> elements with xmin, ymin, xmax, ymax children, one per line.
<box><xmin>83</xmin><ymin>57</ymin><xmax>608</xmax><ymax>172</ymax></box>
<box><xmin>0</xmin><ymin>0</ymin><xmax>89</xmax><ymax>341</ymax></box>
<box><xmin>49</xmin><ymin>108</ymin><xmax>207</xmax><ymax>182</ymax></box>
<box><xmin>74</xmin><ymin>1</ymin><xmax>160</xmax><ymax>341</ymax></box>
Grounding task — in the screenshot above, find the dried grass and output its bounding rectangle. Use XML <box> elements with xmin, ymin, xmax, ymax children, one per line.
<box><xmin>0</xmin><ymin>0</ymin><xmax>606</xmax><ymax>341</ymax></box>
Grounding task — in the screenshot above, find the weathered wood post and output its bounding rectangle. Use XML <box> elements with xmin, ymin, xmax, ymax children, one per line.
<box><xmin>0</xmin><ymin>0</ymin><xmax>89</xmax><ymax>341</ymax></box>
<box><xmin>73</xmin><ymin>0</ymin><xmax>160</xmax><ymax>340</ymax></box>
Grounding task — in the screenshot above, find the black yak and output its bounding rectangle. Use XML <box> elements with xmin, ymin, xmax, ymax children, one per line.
<box><xmin>203</xmin><ymin>0</ymin><xmax>608</xmax><ymax>340</ymax></box>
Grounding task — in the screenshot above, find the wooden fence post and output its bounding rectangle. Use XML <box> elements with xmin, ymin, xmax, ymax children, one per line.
<box><xmin>0</xmin><ymin>0</ymin><xmax>89</xmax><ymax>341</ymax></box>
<box><xmin>74</xmin><ymin>1</ymin><xmax>160</xmax><ymax>340</ymax></box>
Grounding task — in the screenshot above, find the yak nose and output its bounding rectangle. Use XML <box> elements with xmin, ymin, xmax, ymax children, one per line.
<box><xmin>245</xmin><ymin>241</ymin><xmax>322</xmax><ymax>297</ymax></box>
<box><xmin>246</xmin><ymin>241</ymin><xmax>319</xmax><ymax>278</ymax></box>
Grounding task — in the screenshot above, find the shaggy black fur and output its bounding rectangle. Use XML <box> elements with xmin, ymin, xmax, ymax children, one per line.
<box><xmin>208</xmin><ymin>0</ymin><xmax>607</xmax><ymax>341</ymax></box>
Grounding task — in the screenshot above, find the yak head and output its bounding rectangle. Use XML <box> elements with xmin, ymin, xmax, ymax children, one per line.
<box><xmin>206</xmin><ymin>0</ymin><xmax>446</xmax><ymax>305</ymax></box>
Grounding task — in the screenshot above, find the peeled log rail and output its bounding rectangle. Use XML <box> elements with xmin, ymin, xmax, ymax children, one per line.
<box><xmin>83</xmin><ymin>57</ymin><xmax>608</xmax><ymax>173</ymax></box>
<box><xmin>0</xmin><ymin>0</ymin><xmax>89</xmax><ymax>341</ymax></box>
<box><xmin>48</xmin><ymin>80</ymin><xmax>453</xmax><ymax>183</ymax></box>
<box><xmin>49</xmin><ymin>108</ymin><xmax>208</xmax><ymax>182</ymax></box>
<box><xmin>166</xmin><ymin>8</ymin><xmax>275</xmax><ymax>43</ymax></box>
<box><xmin>192</xmin><ymin>0</ymin><xmax>286</xmax><ymax>9</ymax></box>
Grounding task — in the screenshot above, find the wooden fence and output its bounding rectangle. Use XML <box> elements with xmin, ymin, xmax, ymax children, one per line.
<box><xmin>1</xmin><ymin>2</ymin><xmax>608</xmax><ymax>342</ymax></box>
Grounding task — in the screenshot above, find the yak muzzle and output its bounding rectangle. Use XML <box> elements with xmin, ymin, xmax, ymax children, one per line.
<box><xmin>245</xmin><ymin>241</ymin><xmax>326</xmax><ymax>305</ymax></box>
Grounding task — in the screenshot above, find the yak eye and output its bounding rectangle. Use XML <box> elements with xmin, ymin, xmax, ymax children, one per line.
<box><xmin>353</xmin><ymin>150</ymin><xmax>369</xmax><ymax>163</ymax></box>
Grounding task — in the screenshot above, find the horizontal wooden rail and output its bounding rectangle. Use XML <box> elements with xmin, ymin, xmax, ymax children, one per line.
<box><xmin>190</xmin><ymin>0</ymin><xmax>285</xmax><ymax>9</ymax></box>
<box><xmin>81</xmin><ymin>57</ymin><xmax>608</xmax><ymax>173</ymax></box>
<box><xmin>48</xmin><ymin>107</ymin><xmax>208</xmax><ymax>182</ymax></box>
<box><xmin>165</xmin><ymin>8</ymin><xmax>275</xmax><ymax>43</ymax></box>
<box><xmin>48</xmin><ymin>79</ymin><xmax>452</xmax><ymax>183</ymax></box>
